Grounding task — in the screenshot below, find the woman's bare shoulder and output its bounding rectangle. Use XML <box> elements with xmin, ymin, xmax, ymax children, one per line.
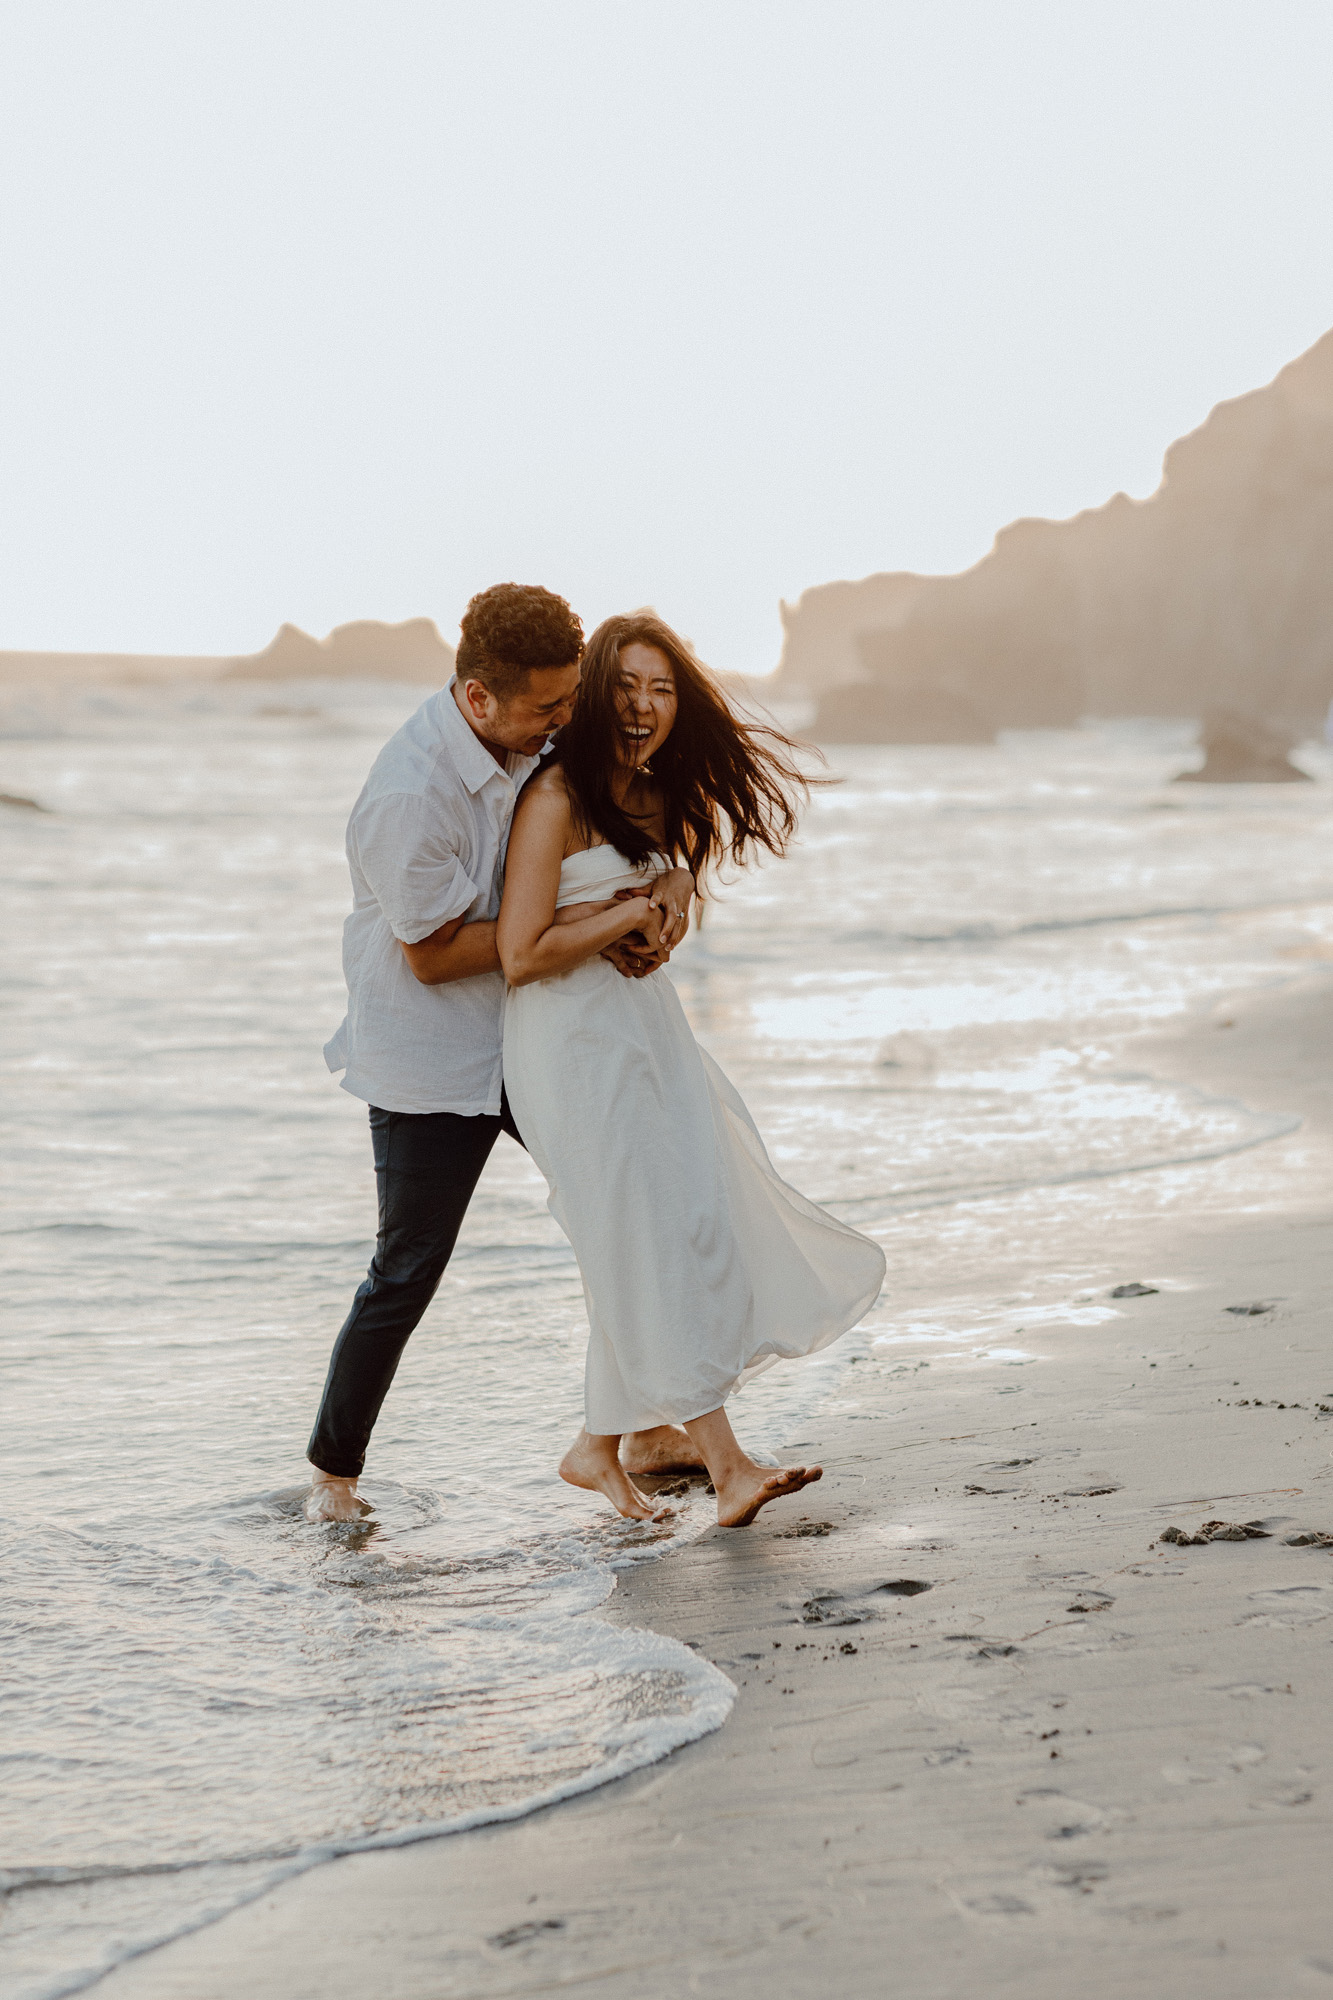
<box><xmin>512</xmin><ymin>765</ymin><xmax>584</xmax><ymax>862</ymax></box>
<box><xmin>520</xmin><ymin>762</ymin><xmax>601</xmax><ymax>858</ymax></box>
<box><xmin>516</xmin><ymin>764</ymin><xmax>572</xmax><ymax>813</ymax></box>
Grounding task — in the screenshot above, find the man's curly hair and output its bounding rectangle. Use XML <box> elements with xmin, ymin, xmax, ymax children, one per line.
<box><xmin>455</xmin><ymin>583</ymin><xmax>584</xmax><ymax>704</ymax></box>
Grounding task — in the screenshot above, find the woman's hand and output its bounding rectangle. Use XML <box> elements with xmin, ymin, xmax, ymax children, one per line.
<box><xmin>630</xmin><ymin>898</ymin><xmax>665</xmax><ymax>954</ymax></box>
<box><xmin>601</xmin><ymin>886</ymin><xmax>670</xmax><ymax>977</ymax></box>
<box><xmin>646</xmin><ymin>867</ymin><xmax>694</xmax><ymax>951</ymax></box>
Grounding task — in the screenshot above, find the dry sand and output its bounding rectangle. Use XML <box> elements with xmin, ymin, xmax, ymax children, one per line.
<box><xmin>101</xmin><ymin>978</ymin><xmax>1333</xmax><ymax>1999</ymax></box>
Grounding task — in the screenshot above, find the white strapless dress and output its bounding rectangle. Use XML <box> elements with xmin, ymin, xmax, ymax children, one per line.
<box><xmin>502</xmin><ymin>845</ymin><xmax>886</xmax><ymax>1435</ymax></box>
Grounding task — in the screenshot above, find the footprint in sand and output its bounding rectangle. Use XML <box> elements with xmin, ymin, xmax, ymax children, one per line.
<box><xmin>488</xmin><ymin>1919</ymin><xmax>566</xmax><ymax>1949</ymax></box>
<box><xmin>1017</xmin><ymin>1788</ymin><xmax>1112</xmax><ymax>1839</ymax></box>
<box><xmin>795</xmin><ymin>1592</ymin><xmax>877</xmax><ymax>1628</ymax></box>
<box><xmin>1238</xmin><ymin>1586</ymin><xmax>1330</xmax><ymax>1628</ymax></box>
<box><xmin>1033</xmin><ymin>1859</ymin><xmax>1111</xmax><ymax>1892</ymax></box>
<box><xmin>923</xmin><ymin>1742</ymin><xmax>973</xmax><ymax>1766</ymax></box>
<box><xmin>793</xmin><ymin>1579</ymin><xmax>934</xmax><ymax>1625</ymax></box>
<box><xmin>1209</xmin><ymin>1681</ymin><xmax>1294</xmax><ymax>1699</ymax></box>
<box><xmin>1161</xmin><ymin>1744</ymin><xmax>1265</xmax><ymax>1784</ymax></box>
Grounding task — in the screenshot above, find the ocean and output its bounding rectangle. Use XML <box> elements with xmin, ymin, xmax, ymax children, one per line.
<box><xmin>3</xmin><ymin>676</ymin><xmax>1331</xmax><ymax>1999</ymax></box>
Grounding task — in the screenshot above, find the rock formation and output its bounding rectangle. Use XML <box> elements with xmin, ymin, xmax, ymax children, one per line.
<box><xmin>0</xmin><ymin>619</ymin><xmax>456</xmax><ymax>687</ymax></box>
<box><xmin>224</xmin><ymin>618</ymin><xmax>455</xmax><ymax>681</ymax></box>
<box><xmin>1175</xmin><ymin>708</ymin><xmax>1311</xmax><ymax>784</ymax></box>
<box><xmin>776</xmin><ymin>329</ymin><xmax>1333</xmax><ymax>752</ymax></box>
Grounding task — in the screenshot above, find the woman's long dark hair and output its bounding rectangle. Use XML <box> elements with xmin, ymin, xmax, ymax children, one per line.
<box><xmin>555</xmin><ymin>611</ymin><xmax>816</xmax><ymax>881</ymax></box>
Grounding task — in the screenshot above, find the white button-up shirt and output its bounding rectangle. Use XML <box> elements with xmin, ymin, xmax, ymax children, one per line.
<box><xmin>323</xmin><ymin>682</ymin><xmax>542</xmax><ymax>1115</ymax></box>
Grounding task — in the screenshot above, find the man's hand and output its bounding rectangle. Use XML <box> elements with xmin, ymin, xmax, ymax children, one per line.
<box><xmin>601</xmin><ymin>936</ymin><xmax>657</xmax><ymax>979</ymax></box>
<box><xmin>599</xmin><ymin>873</ymin><xmax>693</xmax><ymax>978</ymax></box>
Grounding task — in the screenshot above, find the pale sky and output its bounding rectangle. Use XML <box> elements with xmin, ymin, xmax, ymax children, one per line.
<box><xmin>2</xmin><ymin>1</ymin><xmax>1332</xmax><ymax>675</ymax></box>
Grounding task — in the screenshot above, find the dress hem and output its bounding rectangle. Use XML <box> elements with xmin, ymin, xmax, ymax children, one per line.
<box><xmin>584</xmin><ymin>1282</ymin><xmax>883</xmax><ymax>1437</ymax></box>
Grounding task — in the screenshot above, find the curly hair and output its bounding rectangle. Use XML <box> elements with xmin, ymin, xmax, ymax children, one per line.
<box><xmin>554</xmin><ymin>611</ymin><xmax>815</xmax><ymax>883</ymax></box>
<box><xmin>455</xmin><ymin>583</ymin><xmax>584</xmax><ymax>703</ymax></box>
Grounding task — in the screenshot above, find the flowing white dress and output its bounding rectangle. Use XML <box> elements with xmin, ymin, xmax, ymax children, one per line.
<box><xmin>502</xmin><ymin>845</ymin><xmax>887</xmax><ymax>1435</ymax></box>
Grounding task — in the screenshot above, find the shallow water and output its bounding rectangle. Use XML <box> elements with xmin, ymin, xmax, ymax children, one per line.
<box><xmin>3</xmin><ymin>682</ymin><xmax>1331</xmax><ymax>1997</ymax></box>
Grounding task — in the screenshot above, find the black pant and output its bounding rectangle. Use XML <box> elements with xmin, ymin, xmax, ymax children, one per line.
<box><xmin>307</xmin><ymin>1097</ymin><xmax>524</xmax><ymax>1479</ymax></box>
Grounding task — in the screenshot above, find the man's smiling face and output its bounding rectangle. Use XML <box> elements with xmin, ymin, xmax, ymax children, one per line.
<box><xmin>459</xmin><ymin>661</ymin><xmax>582</xmax><ymax>758</ymax></box>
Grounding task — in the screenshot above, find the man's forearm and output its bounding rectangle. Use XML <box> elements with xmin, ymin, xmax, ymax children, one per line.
<box><xmin>400</xmin><ymin>920</ymin><xmax>500</xmax><ymax>985</ymax></box>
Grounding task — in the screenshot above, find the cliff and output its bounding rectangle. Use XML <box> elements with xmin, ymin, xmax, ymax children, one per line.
<box><xmin>223</xmin><ymin>618</ymin><xmax>455</xmax><ymax>681</ymax></box>
<box><xmin>776</xmin><ymin>329</ymin><xmax>1333</xmax><ymax>743</ymax></box>
<box><xmin>0</xmin><ymin>619</ymin><xmax>456</xmax><ymax>687</ymax></box>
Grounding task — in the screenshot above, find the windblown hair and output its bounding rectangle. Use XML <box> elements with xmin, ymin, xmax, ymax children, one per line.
<box><xmin>555</xmin><ymin>611</ymin><xmax>814</xmax><ymax>881</ymax></box>
<box><xmin>455</xmin><ymin>582</ymin><xmax>584</xmax><ymax>703</ymax></box>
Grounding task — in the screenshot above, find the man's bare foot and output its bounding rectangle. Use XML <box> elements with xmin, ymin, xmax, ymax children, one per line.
<box><xmin>305</xmin><ymin>1472</ymin><xmax>363</xmax><ymax>1523</ymax></box>
<box><xmin>714</xmin><ymin>1461</ymin><xmax>822</xmax><ymax>1528</ymax></box>
<box><xmin>560</xmin><ymin>1431</ymin><xmax>672</xmax><ymax>1522</ymax></box>
<box><xmin>619</xmin><ymin>1425</ymin><xmax>708</xmax><ymax>1477</ymax></box>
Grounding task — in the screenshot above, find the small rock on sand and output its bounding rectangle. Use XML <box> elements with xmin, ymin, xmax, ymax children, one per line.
<box><xmin>1161</xmin><ymin>1520</ymin><xmax>1273</xmax><ymax>1545</ymax></box>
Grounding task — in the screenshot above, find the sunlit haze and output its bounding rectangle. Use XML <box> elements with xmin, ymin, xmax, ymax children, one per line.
<box><xmin>3</xmin><ymin>0</ymin><xmax>1332</xmax><ymax>672</ymax></box>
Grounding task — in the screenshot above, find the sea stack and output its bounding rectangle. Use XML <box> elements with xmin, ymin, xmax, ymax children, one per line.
<box><xmin>1175</xmin><ymin>708</ymin><xmax>1311</xmax><ymax>783</ymax></box>
<box><xmin>778</xmin><ymin>328</ymin><xmax>1333</xmax><ymax>746</ymax></box>
<box><xmin>224</xmin><ymin>618</ymin><xmax>456</xmax><ymax>681</ymax></box>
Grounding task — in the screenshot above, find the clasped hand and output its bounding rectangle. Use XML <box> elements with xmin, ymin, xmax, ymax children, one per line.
<box><xmin>601</xmin><ymin>867</ymin><xmax>694</xmax><ymax>979</ymax></box>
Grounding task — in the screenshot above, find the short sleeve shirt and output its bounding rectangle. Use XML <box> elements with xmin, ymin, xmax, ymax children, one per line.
<box><xmin>323</xmin><ymin>682</ymin><xmax>542</xmax><ymax>1114</ymax></box>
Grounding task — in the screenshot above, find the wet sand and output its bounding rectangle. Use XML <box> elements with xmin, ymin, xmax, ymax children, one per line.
<box><xmin>100</xmin><ymin>978</ymin><xmax>1333</xmax><ymax>1999</ymax></box>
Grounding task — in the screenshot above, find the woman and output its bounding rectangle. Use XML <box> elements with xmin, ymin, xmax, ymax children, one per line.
<box><xmin>498</xmin><ymin>613</ymin><xmax>886</xmax><ymax>1527</ymax></box>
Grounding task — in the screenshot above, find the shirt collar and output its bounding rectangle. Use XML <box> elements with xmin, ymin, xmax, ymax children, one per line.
<box><xmin>442</xmin><ymin>678</ymin><xmax>543</xmax><ymax>795</ymax></box>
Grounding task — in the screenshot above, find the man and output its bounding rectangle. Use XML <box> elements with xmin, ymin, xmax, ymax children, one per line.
<box><xmin>306</xmin><ymin>582</ymin><xmax>698</xmax><ymax>1521</ymax></box>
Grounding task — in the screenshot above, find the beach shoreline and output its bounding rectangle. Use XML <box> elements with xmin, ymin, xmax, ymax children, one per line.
<box><xmin>96</xmin><ymin>973</ymin><xmax>1333</xmax><ymax>1999</ymax></box>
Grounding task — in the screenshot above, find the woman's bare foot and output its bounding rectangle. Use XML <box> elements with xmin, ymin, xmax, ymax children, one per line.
<box><xmin>560</xmin><ymin>1431</ymin><xmax>671</xmax><ymax>1521</ymax></box>
<box><xmin>619</xmin><ymin>1425</ymin><xmax>708</xmax><ymax>1477</ymax></box>
<box><xmin>713</xmin><ymin>1461</ymin><xmax>822</xmax><ymax>1527</ymax></box>
<box><xmin>678</xmin><ymin>1404</ymin><xmax>823</xmax><ymax>1528</ymax></box>
<box><xmin>305</xmin><ymin>1472</ymin><xmax>363</xmax><ymax>1523</ymax></box>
